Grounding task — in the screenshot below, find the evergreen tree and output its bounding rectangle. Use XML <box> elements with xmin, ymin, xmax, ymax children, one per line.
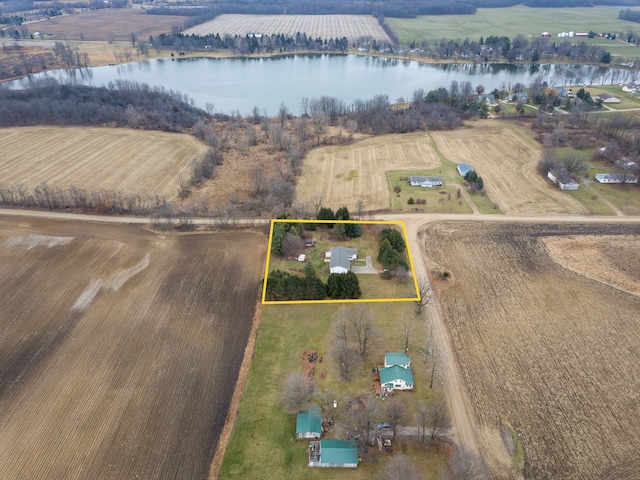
<box><xmin>379</xmin><ymin>228</ymin><xmax>406</xmax><ymax>253</ymax></box>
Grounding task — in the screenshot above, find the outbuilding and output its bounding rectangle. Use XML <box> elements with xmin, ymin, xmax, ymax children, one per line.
<box><xmin>296</xmin><ymin>406</ymin><xmax>323</xmax><ymax>439</ymax></box>
<box><xmin>308</xmin><ymin>440</ymin><xmax>358</xmax><ymax>468</ymax></box>
<box><xmin>595</xmin><ymin>173</ymin><xmax>638</xmax><ymax>184</ymax></box>
<box><xmin>457</xmin><ymin>163</ymin><xmax>474</xmax><ymax>177</ymax></box>
<box><xmin>595</xmin><ymin>93</ymin><xmax>621</xmax><ymax>104</ymax></box>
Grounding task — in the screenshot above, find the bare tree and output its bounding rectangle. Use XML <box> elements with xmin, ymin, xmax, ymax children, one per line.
<box><xmin>429</xmin><ymin>400</ymin><xmax>452</xmax><ymax>444</ymax></box>
<box><xmin>378</xmin><ymin>453</ymin><xmax>423</xmax><ymax>480</ymax></box>
<box><xmin>355</xmin><ymin>198</ymin><xmax>365</xmax><ymax>219</ymax></box>
<box><xmin>449</xmin><ymin>446</ymin><xmax>488</xmax><ymax>480</ymax></box>
<box><xmin>414</xmin><ymin>278</ymin><xmax>432</xmax><ymax>315</ymax></box>
<box><xmin>346</xmin><ymin>394</ymin><xmax>379</xmax><ymax>447</ymax></box>
<box><xmin>281</xmin><ymin>372</ymin><xmax>315</xmax><ymax>414</ymax></box>
<box><xmin>334</xmin><ymin>305</ymin><xmax>381</xmax><ymax>360</ymax></box>
<box><xmin>278</xmin><ymin>101</ymin><xmax>289</xmax><ymax>128</ymax></box>
<box><xmin>402</xmin><ymin>318</ymin><xmax>415</xmax><ymax>353</ymax></box>
<box><xmin>394</xmin><ymin>265</ymin><xmax>409</xmax><ymax>283</ymax></box>
<box><xmin>385</xmin><ymin>398</ymin><xmax>407</xmax><ymax>441</ymax></box>
<box><xmin>281</xmin><ymin>232</ymin><xmax>304</xmax><ymax>258</ymax></box>
<box><xmin>415</xmin><ymin>402</ymin><xmax>430</xmax><ymax>445</ymax></box>
<box><xmin>559</xmin><ymin>151</ymin><xmax>586</xmax><ymax>174</ymax></box>
<box><xmin>330</xmin><ymin>339</ymin><xmax>360</xmax><ymax>382</ymax></box>
<box><xmin>311</xmin><ymin>111</ymin><xmax>329</xmax><ymax>145</ymax></box>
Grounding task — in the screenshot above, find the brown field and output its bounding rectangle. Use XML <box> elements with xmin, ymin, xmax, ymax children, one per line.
<box><xmin>296</xmin><ymin>132</ymin><xmax>441</xmax><ymax>211</ymax></box>
<box><xmin>421</xmin><ymin>222</ymin><xmax>640</xmax><ymax>479</ymax></box>
<box><xmin>431</xmin><ymin>121</ymin><xmax>588</xmax><ymax>215</ymax></box>
<box><xmin>22</xmin><ymin>9</ymin><xmax>187</xmax><ymax>42</ymax></box>
<box><xmin>0</xmin><ymin>126</ymin><xmax>207</xmax><ymax>199</ymax></box>
<box><xmin>183</xmin><ymin>14</ymin><xmax>392</xmax><ymax>42</ymax></box>
<box><xmin>0</xmin><ymin>216</ymin><xmax>265</xmax><ymax>479</ymax></box>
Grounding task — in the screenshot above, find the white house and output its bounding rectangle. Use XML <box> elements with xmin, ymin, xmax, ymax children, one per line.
<box><xmin>548</xmin><ymin>170</ymin><xmax>579</xmax><ymax>191</ymax></box>
<box><xmin>329</xmin><ymin>246</ymin><xmax>358</xmax><ymax>274</ymax></box>
<box><xmin>379</xmin><ymin>352</ymin><xmax>414</xmax><ymax>392</ymax></box>
<box><xmin>595</xmin><ymin>93</ymin><xmax>621</xmax><ymax>104</ymax></box>
<box><xmin>384</xmin><ymin>352</ymin><xmax>411</xmax><ymax>369</ymax></box>
<box><xmin>595</xmin><ymin>173</ymin><xmax>638</xmax><ymax>184</ymax></box>
<box><xmin>408</xmin><ymin>176</ymin><xmax>443</xmax><ymax>188</ymax></box>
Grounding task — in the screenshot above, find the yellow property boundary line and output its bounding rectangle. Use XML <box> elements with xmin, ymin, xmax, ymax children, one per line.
<box><xmin>262</xmin><ymin>219</ymin><xmax>420</xmax><ymax>305</ymax></box>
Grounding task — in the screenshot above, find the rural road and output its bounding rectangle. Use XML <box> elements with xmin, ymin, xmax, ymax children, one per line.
<box><xmin>2</xmin><ymin>207</ymin><xmax>639</xmax><ymax>457</ymax></box>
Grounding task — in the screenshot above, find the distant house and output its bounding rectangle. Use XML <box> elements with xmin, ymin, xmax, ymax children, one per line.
<box><xmin>408</xmin><ymin>176</ymin><xmax>443</xmax><ymax>188</ymax></box>
<box><xmin>595</xmin><ymin>173</ymin><xmax>638</xmax><ymax>184</ymax></box>
<box><xmin>553</xmin><ymin>86</ymin><xmax>572</xmax><ymax>98</ymax></box>
<box><xmin>548</xmin><ymin>170</ymin><xmax>579</xmax><ymax>191</ymax></box>
<box><xmin>540</xmin><ymin>32</ymin><xmax>552</xmax><ymax>37</ymax></box>
<box><xmin>296</xmin><ymin>406</ymin><xmax>323</xmax><ymax>439</ymax></box>
<box><xmin>329</xmin><ymin>246</ymin><xmax>358</xmax><ymax>274</ymax></box>
<box><xmin>379</xmin><ymin>352</ymin><xmax>414</xmax><ymax>392</ymax></box>
<box><xmin>509</xmin><ymin>92</ymin><xmax>529</xmax><ymax>102</ymax></box>
<box><xmin>477</xmin><ymin>94</ymin><xmax>496</xmax><ymax>105</ymax></box>
<box><xmin>623</xmin><ymin>82</ymin><xmax>640</xmax><ymax>94</ymax></box>
<box><xmin>596</xmin><ymin>93</ymin><xmax>621</xmax><ymax>104</ymax></box>
<box><xmin>457</xmin><ymin>163</ymin><xmax>474</xmax><ymax>177</ymax></box>
<box><xmin>615</xmin><ymin>158</ymin><xmax>638</xmax><ymax>170</ymax></box>
<box><xmin>308</xmin><ymin>439</ymin><xmax>358</xmax><ymax>468</ymax></box>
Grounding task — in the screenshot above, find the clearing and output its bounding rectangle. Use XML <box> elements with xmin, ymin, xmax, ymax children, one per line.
<box><xmin>183</xmin><ymin>14</ymin><xmax>391</xmax><ymax>43</ymax></box>
<box><xmin>296</xmin><ymin>132</ymin><xmax>441</xmax><ymax>211</ymax></box>
<box><xmin>0</xmin><ymin>126</ymin><xmax>207</xmax><ymax>199</ymax></box>
<box><xmin>0</xmin><ymin>216</ymin><xmax>265</xmax><ymax>479</ymax></box>
<box><xmin>421</xmin><ymin>221</ymin><xmax>640</xmax><ymax>479</ymax></box>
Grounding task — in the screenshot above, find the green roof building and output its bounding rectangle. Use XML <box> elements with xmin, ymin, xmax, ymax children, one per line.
<box><xmin>380</xmin><ymin>365</ymin><xmax>414</xmax><ymax>392</ymax></box>
<box><xmin>384</xmin><ymin>352</ymin><xmax>411</xmax><ymax>368</ymax></box>
<box><xmin>309</xmin><ymin>439</ymin><xmax>358</xmax><ymax>468</ymax></box>
<box><xmin>296</xmin><ymin>405</ymin><xmax>323</xmax><ymax>439</ymax></box>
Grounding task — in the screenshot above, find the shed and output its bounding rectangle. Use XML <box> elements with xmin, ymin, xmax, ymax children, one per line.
<box><xmin>595</xmin><ymin>173</ymin><xmax>638</xmax><ymax>184</ymax></box>
<box><xmin>384</xmin><ymin>352</ymin><xmax>411</xmax><ymax>369</ymax></box>
<box><xmin>457</xmin><ymin>163</ymin><xmax>474</xmax><ymax>177</ymax></box>
<box><xmin>296</xmin><ymin>406</ymin><xmax>323</xmax><ymax>439</ymax></box>
<box><xmin>596</xmin><ymin>93</ymin><xmax>621</xmax><ymax>104</ymax></box>
<box><xmin>548</xmin><ymin>170</ymin><xmax>579</xmax><ymax>191</ymax></box>
<box><xmin>309</xmin><ymin>440</ymin><xmax>358</xmax><ymax>468</ymax></box>
<box><xmin>329</xmin><ymin>246</ymin><xmax>357</xmax><ymax>274</ymax></box>
<box><xmin>379</xmin><ymin>365</ymin><xmax>414</xmax><ymax>391</ymax></box>
<box><xmin>409</xmin><ymin>176</ymin><xmax>443</xmax><ymax>188</ymax></box>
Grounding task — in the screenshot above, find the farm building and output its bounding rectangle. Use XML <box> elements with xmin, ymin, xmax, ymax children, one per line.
<box><xmin>296</xmin><ymin>406</ymin><xmax>323</xmax><ymax>439</ymax></box>
<box><xmin>408</xmin><ymin>176</ymin><xmax>443</xmax><ymax>188</ymax></box>
<box><xmin>308</xmin><ymin>440</ymin><xmax>358</xmax><ymax>468</ymax></box>
<box><xmin>457</xmin><ymin>163</ymin><xmax>474</xmax><ymax>177</ymax></box>
<box><xmin>379</xmin><ymin>352</ymin><xmax>414</xmax><ymax>393</ymax></box>
<box><xmin>548</xmin><ymin>170</ymin><xmax>579</xmax><ymax>191</ymax></box>
<box><xmin>595</xmin><ymin>93</ymin><xmax>621</xmax><ymax>104</ymax></box>
<box><xmin>329</xmin><ymin>246</ymin><xmax>358</xmax><ymax>274</ymax></box>
<box><xmin>595</xmin><ymin>173</ymin><xmax>638</xmax><ymax>184</ymax></box>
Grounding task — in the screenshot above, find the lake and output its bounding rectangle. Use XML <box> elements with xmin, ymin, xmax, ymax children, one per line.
<box><xmin>12</xmin><ymin>54</ymin><xmax>637</xmax><ymax>115</ymax></box>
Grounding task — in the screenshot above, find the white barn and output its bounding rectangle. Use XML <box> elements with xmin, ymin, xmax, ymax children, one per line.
<box><xmin>548</xmin><ymin>170</ymin><xmax>579</xmax><ymax>191</ymax></box>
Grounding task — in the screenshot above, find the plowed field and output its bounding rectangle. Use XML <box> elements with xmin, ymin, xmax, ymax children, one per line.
<box><xmin>183</xmin><ymin>14</ymin><xmax>391</xmax><ymax>42</ymax></box>
<box><xmin>421</xmin><ymin>222</ymin><xmax>640</xmax><ymax>479</ymax></box>
<box><xmin>0</xmin><ymin>217</ymin><xmax>265</xmax><ymax>479</ymax></box>
<box><xmin>0</xmin><ymin>127</ymin><xmax>207</xmax><ymax>199</ymax></box>
<box><xmin>431</xmin><ymin>121</ymin><xmax>587</xmax><ymax>214</ymax></box>
<box><xmin>296</xmin><ymin>132</ymin><xmax>441</xmax><ymax>211</ymax></box>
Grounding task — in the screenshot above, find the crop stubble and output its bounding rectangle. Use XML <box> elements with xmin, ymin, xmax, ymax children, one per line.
<box><xmin>421</xmin><ymin>222</ymin><xmax>640</xmax><ymax>479</ymax></box>
<box><xmin>0</xmin><ymin>217</ymin><xmax>265</xmax><ymax>479</ymax></box>
<box><xmin>296</xmin><ymin>132</ymin><xmax>441</xmax><ymax>210</ymax></box>
<box><xmin>183</xmin><ymin>14</ymin><xmax>391</xmax><ymax>42</ymax></box>
<box><xmin>0</xmin><ymin>127</ymin><xmax>207</xmax><ymax>199</ymax></box>
<box><xmin>431</xmin><ymin>121</ymin><xmax>588</xmax><ymax>215</ymax></box>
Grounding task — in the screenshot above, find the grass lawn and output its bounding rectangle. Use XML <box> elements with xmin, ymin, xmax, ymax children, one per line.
<box><xmin>386</xmin><ymin>5</ymin><xmax>640</xmax><ymax>45</ymax></box>
<box><xmin>567</xmin><ymin>183</ymin><xmax>616</xmax><ymax>215</ymax></box>
<box><xmin>387</xmin><ymin>171</ymin><xmax>474</xmax><ymax>214</ymax></box>
<box><xmin>220</xmin><ymin>302</ymin><xmax>448</xmax><ymax>479</ymax></box>
<box><xmin>582</xmin><ymin>85</ymin><xmax>640</xmax><ymax>110</ymax></box>
<box><xmin>467</xmin><ymin>191</ymin><xmax>503</xmax><ymax>214</ymax></box>
<box><xmin>589</xmin><ymin>182</ymin><xmax>640</xmax><ymax>215</ymax></box>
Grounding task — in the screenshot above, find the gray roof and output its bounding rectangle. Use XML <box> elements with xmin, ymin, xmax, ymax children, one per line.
<box><xmin>330</xmin><ymin>246</ymin><xmax>357</xmax><ymax>272</ymax></box>
<box><xmin>409</xmin><ymin>176</ymin><xmax>443</xmax><ymax>183</ymax></box>
<box><xmin>457</xmin><ymin>163</ymin><xmax>473</xmax><ymax>176</ymax></box>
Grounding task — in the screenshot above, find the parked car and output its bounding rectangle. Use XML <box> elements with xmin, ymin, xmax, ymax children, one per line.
<box><xmin>377</xmin><ymin>422</ymin><xmax>392</xmax><ymax>430</ymax></box>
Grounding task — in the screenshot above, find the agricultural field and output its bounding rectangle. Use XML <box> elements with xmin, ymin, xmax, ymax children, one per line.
<box><xmin>430</xmin><ymin>120</ymin><xmax>589</xmax><ymax>214</ymax></box>
<box><xmin>421</xmin><ymin>221</ymin><xmax>640</xmax><ymax>479</ymax></box>
<box><xmin>0</xmin><ymin>216</ymin><xmax>265</xmax><ymax>479</ymax></box>
<box><xmin>387</xmin><ymin>5</ymin><xmax>640</xmax><ymax>46</ymax></box>
<box><xmin>0</xmin><ymin>126</ymin><xmax>207</xmax><ymax>199</ymax></box>
<box><xmin>296</xmin><ymin>132</ymin><xmax>441</xmax><ymax>211</ymax></box>
<box><xmin>19</xmin><ymin>9</ymin><xmax>187</xmax><ymax>42</ymax></box>
<box><xmin>183</xmin><ymin>14</ymin><xmax>392</xmax><ymax>43</ymax></box>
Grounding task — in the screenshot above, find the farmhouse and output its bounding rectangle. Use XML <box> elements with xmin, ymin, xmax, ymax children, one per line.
<box><xmin>548</xmin><ymin>170</ymin><xmax>579</xmax><ymax>191</ymax></box>
<box><xmin>595</xmin><ymin>173</ymin><xmax>639</xmax><ymax>184</ymax></box>
<box><xmin>596</xmin><ymin>93</ymin><xmax>621</xmax><ymax>104</ymax></box>
<box><xmin>379</xmin><ymin>352</ymin><xmax>414</xmax><ymax>393</ymax></box>
<box><xmin>457</xmin><ymin>163</ymin><xmax>474</xmax><ymax>177</ymax></box>
<box><xmin>296</xmin><ymin>406</ymin><xmax>323</xmax><ymax>439</ymax></box>
<box><xmin>509</xmin><ymin>92</ymin><xmax>529</xmax><ymax>102</ymax></box>
<box><xmin>308</xmin><ymin>440</ymin><xmax>358</xmax><ymax>468</ymax></box>
<box><xmin>329</xmin><ymin>246</ymin><xmax>358</xmax><ymax>274</ymax></box>
<box><xmin>477</xmin><ymin>94</ymin><xmax>496</xmax><ymax>106</ymax></box>
<box><xmin>408</xmin><ymin>176</ymin><xmax>443</xmax><ymax>188</ymax></box>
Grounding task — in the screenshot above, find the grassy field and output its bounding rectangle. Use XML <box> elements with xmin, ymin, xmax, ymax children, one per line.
<box><xmin>220</xmin><ymin>302</ymin><xmax>448</xmax><ymax>479</ymax></box>
<box><xmin>582</xmin><ymin>85</ymin><xmax>640</xmax><ymax>109</ymax></box>
<box><xmin>0</xmin><ymin>217</ymin><xmax>266</xmax><ymax>479</ymax></box>
<box><xmin>387</xmin><ymin>6</ymin><xmax>640</xmax><ymax>45</ymax></box>
<box><xmin>421</xmin><ymin>222</ymin><xmax>640</xmax><ymax>479</ymax></box>
<box><xmin>387</xmin><ymin>170</ymin><xmax>474</xmax><ymax>213</ymax></box>
<box><xmin>184</xmin><ymin>14</ymin><xmax>391</xmax><ymax>43</ymax></box>
<box><xmin>0</xmin><ymin>126</ymin><xmax>207</xmax><ymax>199</ymax></box>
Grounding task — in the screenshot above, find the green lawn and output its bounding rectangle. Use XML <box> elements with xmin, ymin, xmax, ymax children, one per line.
<box><xmin>589</xmin><ymin>181</ymin><xmax>640</xmax><ymax>214</ymax></box>
<box><xmin>582</xmin><ymin>85</ymin><xmax>640</xmax><ymax>109</ymax></box>
<box><xmin>387</xmin><ymin>171</ymin><xmax>474</xmax><ymax>214</ymax></box>
<box><xmin>220</xmin><ymin>302</ymin><xmax>448</xmax><ymax>479</ymax></box>
<box><xmin>387</xmin><ymin>6</ymin><xmax>640</xmax><ymax>45</ymax></box>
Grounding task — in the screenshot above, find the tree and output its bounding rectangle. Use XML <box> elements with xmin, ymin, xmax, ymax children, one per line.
<box><xmin>429</xmin><ymin>400</ymin><xmax>452</xmax><ymax>444</ymax></box>
<box><xmin>378</xmin><ymin>453</ymin><xmax>422</xmax><ymax>480</ymax></box>
<box><xmin>326</xmin><ymin>271</ymin><xmax>361</xmax><ymax>299</ymax></box>
<box><xmin>346</xmin><ymin>394</ymin><xmax>379</xmax><ymax>447</ymax></box>
<box><xmin>335</xmin><ymin>206</ymin><xmax>350</xmax><ymax>220</ymax></box>
<box><xmin>475</xmin><ymin>84</ymin><xmax>485</xmax><ymax>95</ymax></box>
<box><xmin>385</xmin><ymin>398</ymin><xmax>407</xmax><ymax>441</ymax></box>
<box><xmin>449</xmin><ymin>446</ymin><xmax>488</xmax><ymax>480</ymax></box>
<box><xmin>278</xmin><ymin>101</ymin><xmax>289</xmax><ymax>127</ymax></box>
<box><xmin>379</xmin><ymin>228</ymin><xmax>406</xmax><ymax>253</ymax></box>
<box><xmin>281</xmin><ymin>232</ymin><xmax>304</xmax><ymax>257</ymax></box>
<box><xmin>415</xmin><ymin>402</ymin><xmax>430</xmax><ymax>445</ymax></box>
<box><xmin>330</xmin><ymin>338</ymin><xmax>360</xmax><ymax>381</ymax></box>
<box><xmin>559</xmin><ymin>152</ymin><xmax>586</xmax><ymax>174</ymax></box>
<box><xmin>317</xmin><ymin>206</ymin><xmax>336</xmax><ymax>221</ymax></box>
<box><xmin>281</xmin><ymin>372</ymin><xmax>315</xmax><ymax>414</ymax></box>
<box><xmin>333</xmin><ymin>305</ymin><xmax>380</xmax><ymax>360</ymax></box>
<box><xmin>378</xmin><ymin>239</ymin><xmax>402</xmax><ymax>269</ymax></box>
